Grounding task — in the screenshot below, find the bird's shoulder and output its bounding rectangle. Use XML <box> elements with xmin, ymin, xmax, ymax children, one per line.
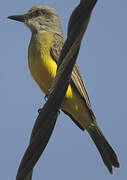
<box><xmin>50</xmin><ymin>33</ymin><xmax>64</xmax><ymax>63</ymax></box>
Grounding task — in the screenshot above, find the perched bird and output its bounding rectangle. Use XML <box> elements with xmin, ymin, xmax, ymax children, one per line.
<box><xmin>8</xmin><ymin>5</ymin><xmax>119</xmax><ymax>174</ymax></box>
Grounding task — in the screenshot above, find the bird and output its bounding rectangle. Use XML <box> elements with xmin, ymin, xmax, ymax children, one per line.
<box><xmin>8</xmin><ymin>5</ymin><xmax>119</xmax><ymax>174</ymax></box>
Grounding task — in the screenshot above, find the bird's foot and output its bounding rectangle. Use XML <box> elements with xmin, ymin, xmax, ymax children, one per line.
<box><xmin>38</xmin><ymin>108</ymin><xmax>42</xmax><ymax>114</ymax></box>
<box><xmin>58</xmin><ymin>110</ymin><xmax>60</xmax><ymax>115</ymax></box>
<box><xmin>44</xmin><ymin>89</ymin><xmax>50</xmax><ymax>101</ymax></box>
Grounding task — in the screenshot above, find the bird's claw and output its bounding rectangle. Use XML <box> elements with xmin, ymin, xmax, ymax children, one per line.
<box><xmin>44</xmin><ymin>95</ymin><xmax>48</xmax><ymax>101</ymax></box>
<box><xmin>44</xmin><ymin>89</ymin><xmax>50</xmax><ymax>101</ymax></box>
<box><xmin>38</xmin><ymin>108</ymin><xmax>42</xmax><ymax>114</ymax></box>
<box><xmin>58</xmin><ymin>110</ymin><xmax>60</xmax><ymax>115</ymax></box>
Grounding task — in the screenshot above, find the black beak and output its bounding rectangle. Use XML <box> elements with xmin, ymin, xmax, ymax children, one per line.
<box><xmin>8</xmin><ymin>14</ymin><xmax>26</xmax><ymax>22</ymax></box>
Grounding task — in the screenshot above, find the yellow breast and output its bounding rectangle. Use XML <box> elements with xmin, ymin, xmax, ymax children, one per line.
<box><xmin>28</xmin><ymin>31</ymin><xmax>57</xmax><ymax>94</ymax></box>
<box><xmin>28</xmin><ymin>31</ymin><xmax>73</xmax><ymax>98</ymax></box>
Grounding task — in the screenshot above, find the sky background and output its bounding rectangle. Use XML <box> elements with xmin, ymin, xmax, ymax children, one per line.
<box><xmin>1</xmin><ymin>0</ymin><xmax>127</xmax><ymax>180</ymax></box>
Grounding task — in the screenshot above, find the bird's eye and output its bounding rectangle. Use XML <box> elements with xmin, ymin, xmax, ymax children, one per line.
<box><xmin>36</xmin><ymin>10</ymin><xmax>42</xmax><ymax>16</ymax></box>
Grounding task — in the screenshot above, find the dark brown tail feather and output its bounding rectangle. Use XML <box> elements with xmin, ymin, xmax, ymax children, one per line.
<box><xmin>88</xmin><ymin>124</ymin><xmax>120</xmax><ymax>174</ymax></box>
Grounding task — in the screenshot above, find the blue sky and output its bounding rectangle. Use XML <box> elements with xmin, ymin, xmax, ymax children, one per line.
<box><xmin>1</xmin><ymin>0</ymin><xmax>127</xmax><ymax>179</ymax></box>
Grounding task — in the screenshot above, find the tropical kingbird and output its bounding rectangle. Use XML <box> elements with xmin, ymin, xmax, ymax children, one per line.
<box><xmin>8</xmin><ymin>5</ymin><xmax>119</xmax><ymax>174</ymax></box>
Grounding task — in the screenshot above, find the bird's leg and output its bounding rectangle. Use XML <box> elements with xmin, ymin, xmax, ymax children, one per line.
<box><xmin>38</xmin><ymin>89</ymin><xmax>52</xmax><ymax>114</ymax></box>
<box><xmin>38</xmin><ymin>108</ymin><xmax>42</xmax><ymax>114</ymax></box>
<box><xmin>58</xmin><ymin>110</ymin><xmax>60</xmax><ymax>115</ymax></box>
<box><xmin>44</xmin><ymin>89</ymin><xmax>50</xmax><ymax>101</ymax></box>
<box><xmin>44</xmin><ymin>95</ymin><xmax>48</xmax><ymax>101</ymax></box>
<box><xmin>40</xmin><ymin>89</ymin><xmax>61</xmax><ymax>115</ymax></box>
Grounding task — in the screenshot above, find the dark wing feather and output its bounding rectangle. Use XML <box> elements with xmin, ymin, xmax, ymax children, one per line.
<box><xmin>50</xmin><ymin>33</ymin><xmax>96</xmax><ymax>129</ymax></box>
<box><xmin>50</xmin><ymin>33</ymin><xmax>64</xmax><ymax>62</ymax></box>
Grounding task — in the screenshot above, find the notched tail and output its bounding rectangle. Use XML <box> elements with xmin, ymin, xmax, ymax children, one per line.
<box><xmin>88</xmin><ymin>124</ymin><xmax>120</xmax><ymax>174</ymax></box>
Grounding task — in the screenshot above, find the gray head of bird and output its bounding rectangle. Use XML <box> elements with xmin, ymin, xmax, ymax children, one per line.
<box><xmin>8</xmin><ymin>5</ymin><xmax>63</xmax><ymax>34</ymax></box>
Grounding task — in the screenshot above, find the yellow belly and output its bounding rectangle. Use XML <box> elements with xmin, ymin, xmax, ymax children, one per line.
<box><xmin>28</xmin><ymin>31</ymin><xmax>90</xmax><ymax>128</ymax></box>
